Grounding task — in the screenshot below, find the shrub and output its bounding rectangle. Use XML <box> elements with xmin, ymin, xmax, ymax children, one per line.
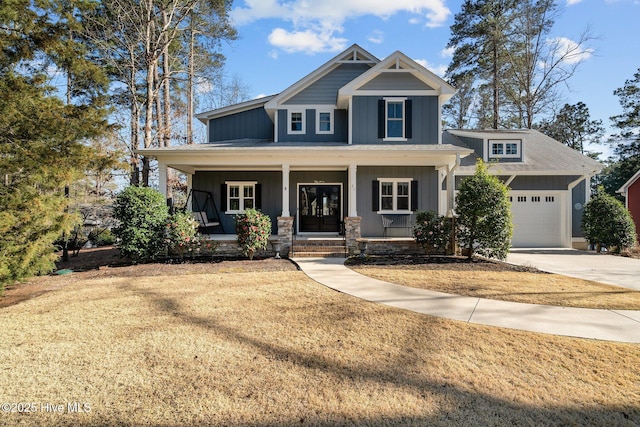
<box><xmin>235</xmin><ymin>209</ymin><xmax>272</xmax><ymax>259</ymax></box>
<box><xmin>582</xmin><ymin>187</ymin><xmax>637</xmax><ymax>253</ymax></box>
<box><xmin>413</xmin><ymin>211</ymin><xmax>452</xmax><ymax>255</ymax></box>
<box><xmin>113</xmin><ymin>186</ymin><xmax>168</xmax><ymax>261</ymax></box>
<box><xmin>165</xmin><ymin>211</ymin><xmax>217</xmax><ymax>258</ymax></box>
<box><xmin>456</xmin><ymin>160</ymin><xmax>512</xmax><ymax>260</ymax></box>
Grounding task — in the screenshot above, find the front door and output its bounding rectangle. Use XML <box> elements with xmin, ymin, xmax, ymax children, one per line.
<box><xmin>299</xmin><ymin>185</ymin><xmax>341</xmax><ymax>233</ymax></box>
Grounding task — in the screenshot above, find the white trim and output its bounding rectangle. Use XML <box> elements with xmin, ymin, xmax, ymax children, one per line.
<box><xmin>337</xmin><ymin>50</ymin><xmax>456</xmax><ymax>109</ymax></box>
<box><xmin>383</xmin><ymin>97</ymin><xmax>407</xmax><ymax>141</ymax></box>
<box><xmin>316</xmin><ymin>110</ymin><xmax>334</xmax><ymax>134</ymax></box>
<box><xmin>488</xmin><ymin>139</ymin><xmax>521</xmax><ymax>159</ymax></box>
<box><xmin>287</xmin><ymin>110</ymin><xmax>305</xmax><ymax>135</ymax></box>
<box><xmin>296</xmin><ymin>182</ymin><xmax>344</xmax><ymax>235</ymax></box>
<box><xmin>224</xmin><ymin>181</ymin><xmax>258</xmax><ymax>214</ymax></box>
<box><xmin>377</xmin><ymin>178</ymin><xmax>413</xmax><ymax>213</ymax></box>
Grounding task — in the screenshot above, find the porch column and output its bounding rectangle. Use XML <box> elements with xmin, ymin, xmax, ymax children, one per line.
<box><xmin>348</xmin><ymin>163</ymin><xmax>357</xmax><ymax>217</ymax></box>
<box><xmin>446</xmin><ymin>164</ymin><xmax>455</xmax><ymax>217</ymax></box>
<box><xmin>158</xmin><ymin>161</ymin><xmax>168</xmax><ymax>198</ymax></box>
<box><xmin>282</xmin><ymin>164</ymin><xmax>290</xmax><ymax>217</ymax></box>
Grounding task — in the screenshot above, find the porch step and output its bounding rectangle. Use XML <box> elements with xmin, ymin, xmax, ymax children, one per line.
<box><xmin>291</xmin><ymin>242</ymin><xmax>346</xmax><ymax>258</ymax></box>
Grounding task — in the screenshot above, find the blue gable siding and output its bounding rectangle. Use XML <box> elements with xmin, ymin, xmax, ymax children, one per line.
<box><xmin>278</xmin><ymin>109</ymin><xmax>348</xmax><ymax>142</ymax></box>
<box><xmin>208</xmin><ymin>107</ymin><xmax>273</xmax><ymax>142</ymax></box>
<box><xmin>284</xmin><ymin>63</ymin><xmax>371</xmax><ymax>105</ymax></box>
<box><xmin>351</xmin><ymin>96</ymin><xmax>439</xmax><ymax>144</ymax></box>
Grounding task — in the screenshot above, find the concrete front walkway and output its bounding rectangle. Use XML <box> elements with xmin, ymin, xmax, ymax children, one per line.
<box><xmin>507</xmin><ymin>249</ymin><xmax>640</xmax><ymax>290</ymax></box>
<box><xmin>293</xmin><ymin>257</ymin><xmax>640</xmax><ymax>344</ymax></box>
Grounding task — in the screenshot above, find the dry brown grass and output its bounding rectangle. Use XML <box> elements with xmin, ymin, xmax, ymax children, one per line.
<box><xmin>349</xmin><ymin>261</ymin><xmax>640</xmax><ymax>310</ymax></box>
<box><xmin>1</xmin><ymin>265</ymin><xmax>639</xmax><ymax>426</ymax></box>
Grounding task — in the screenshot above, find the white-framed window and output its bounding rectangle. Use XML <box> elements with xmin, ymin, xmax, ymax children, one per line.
<box><xmin>489</xmin><ymin>139</ymin><xmax>521</xmax><ymax>158</ymax></box>
<box><xmin>384</xmin><ymin>98</ymin><xmax>407</xmax><ymax>141</ymax></box>
<box><xmin>316</xmin><ymin>110</ymin><xmax>333</xmax><ymax>134</ymax></box>
<box><xmin>226</xmin><ymin>181</ymin><xmax>256</xmax><ymax>214</ymax></box>
<box><xmin>288</xmin><ymin>111</ymin><xmax>305</xmax><ymax>134</ymax></box>
<box><xmin>378</xmin><ymin>178</ymin><xmax>412</xmax><ymax>213</ymax></box>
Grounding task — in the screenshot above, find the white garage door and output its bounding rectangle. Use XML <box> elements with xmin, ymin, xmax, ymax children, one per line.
<box><xmin>510</xmin><ymin>193</ymin><xmax>563</xmax><ymax>247</ymax></box>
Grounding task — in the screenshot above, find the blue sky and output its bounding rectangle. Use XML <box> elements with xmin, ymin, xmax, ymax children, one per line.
<box><xmin>214</xmin><ymin>0</ymin><xmax>640</xmax><ymax>149</ymax></box>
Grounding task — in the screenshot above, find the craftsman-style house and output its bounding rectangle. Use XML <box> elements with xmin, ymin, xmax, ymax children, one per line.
<box><xmin>138</xmin><ymin>44</ymin><xmax>601</xmax><ymax>255</ymax></box>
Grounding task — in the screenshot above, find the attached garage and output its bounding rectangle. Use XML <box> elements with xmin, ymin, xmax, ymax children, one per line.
<box><xmin>510</xmin><ymin>191</ymin><xmax>565</xmax><ymax>247</ymax></box>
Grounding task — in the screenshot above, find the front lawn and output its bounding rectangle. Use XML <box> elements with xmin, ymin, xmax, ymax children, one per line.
<box><xmin>347</xmin><ymin>256</ymin><xmax>640</xmax><ymax>310</ymax></box>
<box><xmin>1</xmin><ymin>258</ymin><xmax>638</xmax><ymax>426</ymax></box>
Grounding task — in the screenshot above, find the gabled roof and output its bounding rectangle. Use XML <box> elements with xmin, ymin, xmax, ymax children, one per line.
<box><xmin>337</xmin><ymin>50</ymin><xmax>456</xmax><ymax>108</ymax></box>
<box><xmin>263</xmin><ymin>44</ymin><xmax>378</xmax><ymax>116</ymax></box>
<box><xmin>196</xmin><ymin>95</ymin><xmax>276</xmax><ymax>124</ymax></box>
<box><xmin>445</xmin><ymin>129</ymin><xmax>603</xmax><ymax>175</ymax></box>
<box><xmin>618</xmin><ymin>169</ymin><xmax>640</xmax><ymax>194</ymax></box>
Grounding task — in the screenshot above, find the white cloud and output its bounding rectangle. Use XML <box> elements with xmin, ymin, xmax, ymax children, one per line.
<box><xmin>231</xmin><ymin>0</ymin><xmax>450</xmax><ymax>54</ymax></box>
<box><xmin>414</xmin><ymin>59</ymin><xmax>447</xmax><ymax>77</ymax></box>
<box><xmin>268</xmin><ymin>28</ymin><xmax>348</xmax><ymax>54</ymax></box>
<box><xmin>440</xmin><ymin>46</ymin><xmax>455</xmax><ymax>58</ymax></box>
<box><xmin>368</xmin><ymin>30</ymin><xmax>384</xmax><ymax>44</ymax></box>
<box><xmin>549</xmin><ymin>37</ymin><xmax>594</xmax><ymax>64</ymax></box>
<box><xmin>566</xmin><ymin>0</ymin><xmax>583</xmax><ymax>5</ymax></box>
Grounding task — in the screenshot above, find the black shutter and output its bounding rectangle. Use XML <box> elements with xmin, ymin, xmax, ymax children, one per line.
<box><xmin>405</xmin><ymin>99</ymin><xmax>412</xmax><ymax>139</ymax></box>
<box><xmin>378</xmin><ymin>99</ymin><xmax>385</xmax><ymax>139</ymax></box>
<box><xmin>372</xmin><ymin>180</ymin><xmax>380</xmax><ymax>211</ymax></box>
<box><xmin>220</xmin><ymin>183</ymin><xmax>227</xmax><ymax>212</ymax></box>
<box><xmin>255</xmin><ymin>183</ymin><xmax>262</xmax><ymax>210</ymax></box>
<box><xmin>411</xmin><ymin>181</ymin><xmax>418</xmax><ymax>211</ymax></box>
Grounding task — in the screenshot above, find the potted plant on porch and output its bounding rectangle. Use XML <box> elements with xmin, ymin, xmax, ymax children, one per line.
<box><xmin>235</xmin><ymin>209</ymin><xmax>272</xmax><ymax>260</ymax></box>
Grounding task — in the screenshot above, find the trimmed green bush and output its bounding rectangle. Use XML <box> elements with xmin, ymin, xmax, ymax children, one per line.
<box><xmin>582</xmin><ymin>187</ymin><xmax>637</xmax><ymax>253</ymax></box>
<box><xmin>456</xmin><ymin>160</ymin><xmax>513</xmax><ymax>260</ymax></box>
<box><xmin>413</xmin><ymin>211</ymin><xmax>452</xmax><ymax>255</ymax></box>
<box><xmin>113</xmin><ymin>186</ymin><xmax>168</xmax><ymax>261</ymax></box>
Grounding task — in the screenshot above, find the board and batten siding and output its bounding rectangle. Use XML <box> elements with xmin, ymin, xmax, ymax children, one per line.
<box><xmin>351</xmin><ymin>96</ymin><xmax>439</xmax><ymax>144</ymax></box>
<box><xmin>277</xmin><ymin>109</ymin><xmax>348</xmax><ymax>142</ymax></box>
<box><xmin>191</xmin><ymin>171</ymin><xmax>282</xmax><ymax>234</ymax></box>
<box><xmin>208</xmin><ymin>107</ymin><xmax>273</xmax><ymax>142</ymax></box>
<box><xmin>357</xmin><ymin>166</ymin><xmax>438</xmax><ymax>237</ymax></box>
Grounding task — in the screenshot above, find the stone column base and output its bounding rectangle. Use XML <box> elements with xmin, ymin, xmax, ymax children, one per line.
<box><xmin>344</xmin><ymin>216</ymin><xmax>362</xmax><ymax>255</ymax></box>
<box><xmin>277</xmin><ymin>216</ymin><xmax>294</xmax><ymax>257</ymax></box>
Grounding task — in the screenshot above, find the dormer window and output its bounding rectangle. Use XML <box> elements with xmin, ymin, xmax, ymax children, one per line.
<box><xmin>489</xmin><ymin>139</ymin><xmax>521</xmax><ymax>158</ymax></box>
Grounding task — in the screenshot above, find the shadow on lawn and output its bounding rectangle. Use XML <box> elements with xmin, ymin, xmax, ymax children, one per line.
<box><xmin>114</xmin><ymin>283</ymin><xmax>639</xmax><ymax>427</ymax></box>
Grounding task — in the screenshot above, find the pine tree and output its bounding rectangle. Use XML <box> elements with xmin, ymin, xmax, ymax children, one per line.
<box><xmin>0</xmin><ymin>0</ymin><xmax>109</xmax><ymax>290</ymax></box>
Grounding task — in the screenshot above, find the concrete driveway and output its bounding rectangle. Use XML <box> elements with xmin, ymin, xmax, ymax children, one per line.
<box><xmin>507</xmin><ymin>249</ymin><xmax>640</xmax><ymax>290</ymax></box>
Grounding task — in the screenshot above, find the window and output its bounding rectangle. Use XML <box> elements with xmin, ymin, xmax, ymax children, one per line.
<box><xmin>517</xmin><ymin>196</ymin><xmax>527</xmax><ymax>202</ymax></box>
<box><xmin>532</xmin><ymin>196</ymin><xmax>541</xmax><ymax>202</ymax></box>
<box><xmin>387</xmin><ymin>101</ymin><xmax>404</xmax><ymax>138</ymax></box>
<box><xmin>489</xmin><ymin>139</ymin><xmax>521</xmax><ymax>158</ymax></box>
<box><xmin>226</xmin><ymin>182</ymin><xmax>256</xmax><ymax>214</ymax></box>
<box><xmin>316</xmin><ymin>111</ymin><xmax>333</xmax><ymax>134</ymax></box>
<box><xmin>288</xmin><ymin>111</ymin><xmax>305</xmax><ymax>134</ymax></box>
<box><xmin>546</xmin><ymin>196</ymin><xmax>555</xmax><ymax>203</ymax></box>
<box><xmin>378</xmin><ymin>178</ymin><xmax>412</xmax><ymax>212</ymax></box>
